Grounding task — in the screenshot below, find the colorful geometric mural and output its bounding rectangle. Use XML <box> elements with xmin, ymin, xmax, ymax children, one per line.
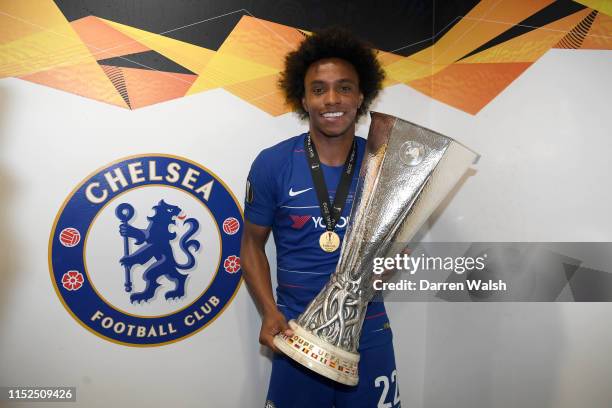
<box><xmin>1</xmin><ymin>0</ymin><xmax>611</xmax><ymax>115</ymax></box>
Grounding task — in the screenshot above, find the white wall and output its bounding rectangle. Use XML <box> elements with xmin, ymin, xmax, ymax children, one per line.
<box><xmin>1</xmin><ymin>48</ymin><xmax>611</xmax><ymax>408</ymax></box>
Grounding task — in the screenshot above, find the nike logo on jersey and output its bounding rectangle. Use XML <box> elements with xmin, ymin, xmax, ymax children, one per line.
<box><xmin>288</xmin><ymin>187</ymin><xmax>313</xmax><ymax>197</ymax></box>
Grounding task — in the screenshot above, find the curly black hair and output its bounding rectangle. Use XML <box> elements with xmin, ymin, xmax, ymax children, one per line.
<box><xmin>278</xmin><ymin>27</ymin><xmax>386</xmax><ymax>119</ymax></box>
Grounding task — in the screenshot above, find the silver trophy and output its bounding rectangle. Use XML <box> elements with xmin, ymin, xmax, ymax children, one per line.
<box><xmin>273</xmin><ymin>112</ymin><xmax>479</xmax><ymax>385</ymax></box>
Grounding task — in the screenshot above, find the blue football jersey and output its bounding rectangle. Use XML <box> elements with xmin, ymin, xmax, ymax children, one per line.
<box><xmin>245</xmin><ymin>133</ymin><xmax>391</xmax><ymax>349</ymax></box>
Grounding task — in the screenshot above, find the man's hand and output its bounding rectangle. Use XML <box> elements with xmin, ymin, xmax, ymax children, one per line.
<box><xmin>241</xmin><ymin>221</ymin><xmax>294</xmax><ymax>352</ymax></box>
<box><xmin>259</xmin><ymin>309</ymin><xmax>293</xmax><ymax>353</ymax></box>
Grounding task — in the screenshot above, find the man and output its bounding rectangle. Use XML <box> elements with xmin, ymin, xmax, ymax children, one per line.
<box><xmin>241</xmin><ymin>28</ymin><xmax>400</xmax><ymax>408</ymax></box>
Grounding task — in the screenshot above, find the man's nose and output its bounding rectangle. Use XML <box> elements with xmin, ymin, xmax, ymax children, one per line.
<box><xmin>324</xmin><ymin>89</ymin><xmax>340</xmax><ymax>105</ymax></box>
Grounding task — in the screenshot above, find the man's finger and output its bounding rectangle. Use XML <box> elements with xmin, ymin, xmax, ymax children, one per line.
<box><xmin>263</xmin><ymin>333</ymin><xmax>280</xmax><ymax>353</ymax></box>
<box><xmin>277</xmin><ymin>318</ymin><xmax>294</xmax><ymax>337</ymax></box>
<box><xmin>281</xmin><ymin>324</ymin><xmax>293</xmax><ymax>337</ymax></box>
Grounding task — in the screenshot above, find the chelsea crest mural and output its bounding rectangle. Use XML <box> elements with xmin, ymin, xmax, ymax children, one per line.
<box><xmin>49</xmin><ymin>154</ymin><xmax>243</xmax><ymax>346</ymax></box>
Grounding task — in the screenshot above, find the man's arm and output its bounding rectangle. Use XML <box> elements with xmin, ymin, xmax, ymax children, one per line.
<box><xmin>241</xmin><ymin>220</ymin><xmax>293</xmax><ymax>352</ymax></box>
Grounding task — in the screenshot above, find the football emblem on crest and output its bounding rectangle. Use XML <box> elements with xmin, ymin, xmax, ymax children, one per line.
<box><xmin>49</xmin><ymin>154</ymin><xmax>243</xmax><ymax>346</ymax></box>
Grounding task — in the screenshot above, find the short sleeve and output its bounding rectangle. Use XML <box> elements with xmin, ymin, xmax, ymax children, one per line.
<box><xmin>244</xmin><ymin>150</ymin><xmax>277</xmax><ymax>226</ymax></box>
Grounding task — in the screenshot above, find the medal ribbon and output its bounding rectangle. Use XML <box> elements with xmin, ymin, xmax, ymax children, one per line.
<box><xmin>304</xmin><ymin>134</ymin><xmax>357</xmax><ymax>233</ymax></box>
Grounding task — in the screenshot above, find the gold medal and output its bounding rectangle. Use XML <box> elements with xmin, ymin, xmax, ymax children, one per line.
<box><xmin>319</xmin><ymin>231</ymin><xmax>340</xmax><ymax>252</ymax></box>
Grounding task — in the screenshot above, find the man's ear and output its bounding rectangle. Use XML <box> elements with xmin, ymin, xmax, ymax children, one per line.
<box><xmin>302</xmin><ymin>96</ymin><xmax>308</xmax><ymax>113</ymax></box>
<box><xmin>358</xmin><ymin>93</ymin><xmax>364</xmax><ymax>109</ymax></box>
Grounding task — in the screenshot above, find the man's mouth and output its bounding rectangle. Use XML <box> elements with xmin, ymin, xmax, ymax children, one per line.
<box><xmin>321</xmin><ymin>112</ymin><xmax>344</xmax><ymax>118</ymax></box>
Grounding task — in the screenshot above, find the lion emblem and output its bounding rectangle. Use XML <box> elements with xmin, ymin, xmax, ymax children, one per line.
<box><xmin>116</xmin><ymin>200</ymin><xmax>200</xmax><ymax>303</ymax></box>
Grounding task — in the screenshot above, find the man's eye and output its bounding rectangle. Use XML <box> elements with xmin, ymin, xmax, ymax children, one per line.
<box><xmin>312</xmin><ymin>88</ymin><xmax>323</xmax><ymax>94</ymax></box>
<box><xmin>340</xmin><ymin>85</ymin><xmax>352</xmax><ymax>92</ymax></box>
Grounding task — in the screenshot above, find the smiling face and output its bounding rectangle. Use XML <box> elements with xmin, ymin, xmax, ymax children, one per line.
<box><xmin>302</xmin><ymin>58</ymin><xmax>364</xmax><ymax>139</ymax></box>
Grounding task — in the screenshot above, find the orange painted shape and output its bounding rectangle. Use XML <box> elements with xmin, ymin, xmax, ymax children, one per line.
<box><xmin>119</xmin><ymin>67</ymin><xmax>197</xmax><ymax>109</ymax></box>
<box><xmin>18</xmin><ymin>61</ymin><xmax>127</xmax><ymax>108</ymax></box>
<box><xmin>70</xmin><ymin>16</ymin><xmax>150</xmax><ymax>60</ymax></box>
<box><xmin>408</xmin><ymin>62</ymin><xmax>531</xmax><ymax>115</ymax></box>
<box><xmin>225</xmin><ymin>73</ymin><xmax>291</xmax><ymax>116</ymax></box>
<box><xmin>580</xmin><ymin>12</ymin><xmax>612</xmax><ymax>49</ymax></box>
<box><xmin>216</xmin><ymin>16</ymin><xmax>304</xmax><ymax>70</ymax></box>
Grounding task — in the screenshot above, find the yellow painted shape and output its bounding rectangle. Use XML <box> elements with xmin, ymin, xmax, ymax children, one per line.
<box><xmin>187</xmin><ymin>51</ymin><xmax>278</xmax><ymax>95</ymax></box>
<box><xmin>100</xmin><ymin>18</ymin><xmax>215</xmax><ymax>74</ymax></box>
<box><xmin>0</xmin><ymin>1</ymin><xmax>72</xmax><ymax>44</ymax></box>
<box><xmin>408</xmin><ymin>0</ymin><xmax>556</xmax><ymax>66</ymax></box>
<box><xmin>575</xmin><ymin>0</ymin><xmax>612</xmax><ymax>17</ymax></box>
<box><xmin>461</xmin><ymin>7</ymin><xmax>593</xmax><ymax>63</ymax></box>
<box><xmin>384</xmin><ymin>57</ymin><xmax>447</xmax><ymax>83</ymax></box>
<box><xmin>377</xmin><ymin>50</ymin><xmax>404</xmax><ymax>86</ymax></box>
<box><xmin>225</xmin><ymin>73</ymin><xmax>290</xmax><ymax>116</ymax></box>
<box><xmin>0</xmin><ymin>1</ymin><xmax>99</xmax><ymax>77</ymax></box>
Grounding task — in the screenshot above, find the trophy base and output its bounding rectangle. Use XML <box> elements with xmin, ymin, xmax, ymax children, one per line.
<box><xmin>272</xmin><ymin>320</ymin><xmax>360</xmax><ymax>386</ymax></box>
